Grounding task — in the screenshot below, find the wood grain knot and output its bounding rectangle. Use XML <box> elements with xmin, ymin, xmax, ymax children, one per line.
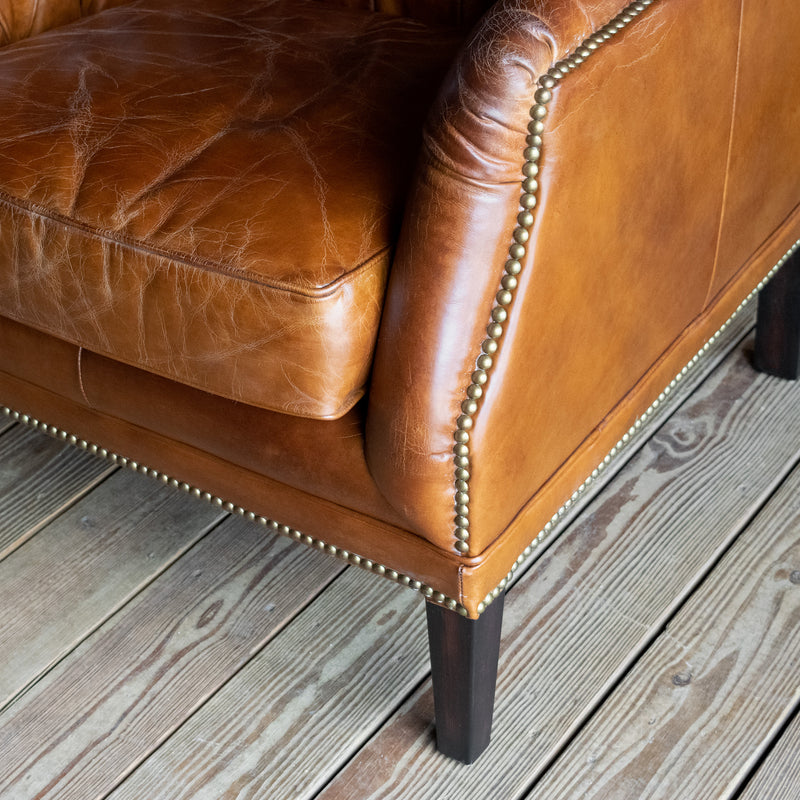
<box><xmin>672</xmin><ymin>671</ymin><xmax>692</xmax><ymax>686</ymax></box>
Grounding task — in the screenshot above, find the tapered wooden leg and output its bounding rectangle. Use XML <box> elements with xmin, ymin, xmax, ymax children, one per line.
<box><xmin>755</xmin><ymin>247</ymin><xmax>800</xmax><ymax>379</ymax></box>
<box><xmin>425</xmin><ymin>592</ymin><xmax>504</xmax><ymax>763</ymax></box>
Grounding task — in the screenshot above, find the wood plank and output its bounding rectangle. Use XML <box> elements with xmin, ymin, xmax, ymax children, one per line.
<box><xmin>0</xmin><ymin>416</ymin><xmax>14</xmax><ymax>435</ymax></box>
<box><xmin>107</xmin><ymin>568</ymin><xmax>429</xmax><ymax>800</ymax></box>
<box><xmin>0</xmin><ymin>516</ymin><xmax>345</xmax><ymax>800</ymax></box>
<box><xmin>101</xmin><ymin>320</ymin><xmax>760</xmax><ymax>799</ymax></box>
<box><xmin>0</xmin><ymin>468</ymin><xmax>225</xmax><ymax>710</ymax></box>
<box><xmin>0</xmin><ymin>425</ymin><xmax>114</xmax><ymax>559</ymax></box>
<box><xmin>738</xmin><ymin>711</ymin><xmax>800</xmax><ymax>800</ymax></box>
<box><xmin>314</xmin><ymin>340</ymin><xmax>800</xmax><ymax>799</ymax></box>
<box><xmin>525</xmin><ymin>463</ymin><xmax>800</xmax><ymax>799</ymax></box>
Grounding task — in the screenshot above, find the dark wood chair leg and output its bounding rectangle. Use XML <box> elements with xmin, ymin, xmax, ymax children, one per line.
<box><xmin>754</xmin><ymin>247</ymin><xmax>800</xmax><ymax>379</ymax></box>
<box><xmin>425</xmin><ymin>592</ymin><xmax>504</xmax><ymax>763</ymax></box>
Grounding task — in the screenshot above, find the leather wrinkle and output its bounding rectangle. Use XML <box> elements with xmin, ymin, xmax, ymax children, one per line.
<box><xmin>76</xmin><ymin>346</ymin><xmax>91</xmax><ymax>407</ymax></box>
<box><xmin>421</xmin><ymin>143</ymin><xmax>522</xmax><ymax>190</ymax></box>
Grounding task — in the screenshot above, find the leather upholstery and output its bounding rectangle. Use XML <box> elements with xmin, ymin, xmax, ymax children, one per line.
<box><xmin>366</xmin><ymin>0</ymin><xmax>800</xmax><ymax>555</ymax></box>
<box><xmin>0</xmin><ymin>0</ymin><xmax>130</xmax><ymax>45</ymax></box>
<box><xmin>0</xmin><ymin>0</ymin><xmax>797</xmax><ymax>617</ymax></box>
<box><xmin>0</xmin><ymin>0</ymin><xmax>460</xmax><ymax>418</ymax></box>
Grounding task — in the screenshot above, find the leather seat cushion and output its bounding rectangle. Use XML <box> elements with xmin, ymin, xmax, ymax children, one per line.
<box><xmin>0</xmin><ymin>0</ymin><xmax>460</xmax><ymax>419</ymax></box>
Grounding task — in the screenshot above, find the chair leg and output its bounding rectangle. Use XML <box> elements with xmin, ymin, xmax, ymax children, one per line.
<box><xmin>425</xmin><ymin>592</ymin><xmax>504</xmax><ymax>763</ymax></box>
<box><xmin>754</xmin><ymin>247</ymin><xmax>800</xmax><ymax>379</ymax></box>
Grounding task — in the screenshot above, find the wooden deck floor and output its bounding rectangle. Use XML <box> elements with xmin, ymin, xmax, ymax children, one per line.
<box><xmin>1</xmin><ymin>308</ymin><xmax>799</xmax><ymax>800</ymax></box>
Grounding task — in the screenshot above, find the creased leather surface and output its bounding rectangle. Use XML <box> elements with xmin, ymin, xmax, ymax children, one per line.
<box><xmin>0</xmin><ymin>0</ymin><xmax>460</xmax><ymax>419</ymax></box>
<box><xmin>0</xmin><ymin>0</ymin><xmax>131</xmax><ymax>45</ymax></box>
<box><xmin>1</xmin><ymin>0</ymin><xmax>799</xmax><ymax>616</ymax></box>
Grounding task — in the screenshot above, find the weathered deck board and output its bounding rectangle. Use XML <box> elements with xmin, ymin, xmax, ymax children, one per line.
<box><xmin>106</xmin><ymin>568</ymin><xmax>428</xmax><ymax>800</ymax></box>
<box><xmin>314</xmin><ymin>343</ymin><xmax>800</xmax><ymax>799</ymax></box>
<box><xmin>525</xmin><ymin>462</ymin><xmax>800</xmax><ymax>799</ymax></box>
<box><xmin>0</xmin><ymin>468</ymin><xmax>224</xmax><ymax>710</ymax></box>
<box><xmin>2</xmin><ymin>308</ymin><xmax>799</xmax><ymax>799</ymax></box>
<box><xmin>738</xmin><ymin>711</ymin><xmax>800</xmax><ymax>800</ymax></box>
<box><xmin>0</xmin><ymin>425</ymin><xmax>113</xmax><ymax>559</ymax></box>
<box><xmin>0</xmin><ymin>516</ymin><xmax>345</xmax><ymax>800</ymax></box>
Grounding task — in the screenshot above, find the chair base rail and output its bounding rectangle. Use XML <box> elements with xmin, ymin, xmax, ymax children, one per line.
<box><xmin>426</xmin><ymin>591</ymin><xmax>505</xmax><ymax>763</ymax></box>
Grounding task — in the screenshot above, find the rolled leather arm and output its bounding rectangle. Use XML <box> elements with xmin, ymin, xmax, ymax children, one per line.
<box><xmin>0</xmin><ymin>0</ymin><xmax>131</xmax><ymax>46</ymax></box>
<box><xmin>366</xmin><ymin>0</ymin><xmax>632</xmax><ymax>552</ymax></box>
<box><xmin>366</xmin><ymin>0</ymin><xmax>782</xmax><ymax>561</ymax></box>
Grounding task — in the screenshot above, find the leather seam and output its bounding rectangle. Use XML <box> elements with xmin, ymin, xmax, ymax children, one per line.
<box><xmin>0</xmin><ymin>191</ymin><xmax>390</xmax><ymax>300</ymax></box>
<box><xmin>704</xmin><ymin>0</ymin><xmax>746</xmax><ymax>308</ymax></box>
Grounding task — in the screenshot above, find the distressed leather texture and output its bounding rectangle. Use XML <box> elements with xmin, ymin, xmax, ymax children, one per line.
<box><xmin>0</xmin><ymin>0</ymin><xmax>460</xmax><ymax>418</ymax></box>
<box><xmin>0</xmin><ymin>0</ymin><xmax>798</xmax><ymax>616</ymax></box>
<box><xmin>0</xmin><ymin>0</ymin><xmax>131</xmax><ymax>45</ymax></box>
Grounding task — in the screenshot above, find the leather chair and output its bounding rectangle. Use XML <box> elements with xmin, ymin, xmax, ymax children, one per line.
<box><xmin>0</xmin><ymin>0</ymin><xmax>798</xmax><ymax>763</ymax></box>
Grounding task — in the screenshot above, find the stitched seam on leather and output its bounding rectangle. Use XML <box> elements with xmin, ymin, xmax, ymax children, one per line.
<box><xmin>704</xmin><ymin>0</ymin><xmax>745</xmax><ymax>309</ymax></box>
<box><xmin>0</xmin><ymin>191</ymin><xmax>390</xmax><ymax>299</ymax></box>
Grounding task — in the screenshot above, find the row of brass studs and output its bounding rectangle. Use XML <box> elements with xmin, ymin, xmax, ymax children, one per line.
<box><xmin>474</xmin><ymin>237</ymin><xmax>800</xmax><ymax>614</ymax></box>
<box><xmin>452</xmin><ymin>0</ymin><xmax>659</xmax><ymax>555</ymax></box>
<box><xmin>1</xmin><ymin>221</ymin><xmax>792</xmax><ymax>624</ymax></box>
<box><xmin>0</xmin><ymin>407</ymin><xmax>471</xmax><ymax>616</ymax></box>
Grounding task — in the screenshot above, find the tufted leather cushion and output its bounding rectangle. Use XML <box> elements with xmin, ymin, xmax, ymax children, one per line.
<box><xmin>0</xmin><ymin>0</ymin><xmax>460</xmax><ymax>419</ymax></box>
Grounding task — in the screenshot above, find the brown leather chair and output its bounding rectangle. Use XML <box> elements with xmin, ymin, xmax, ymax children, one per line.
<box><xmin>0</xmin><ymin>0</ymin><xmax>798</xmax><ymax>763</ymax></box>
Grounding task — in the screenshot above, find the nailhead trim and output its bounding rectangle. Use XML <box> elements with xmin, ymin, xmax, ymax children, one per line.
<box><xmin>474</xmin><ymin>237</ymin><xmax>800</xmax><ymax>614</ymax></box>
<box><xmin>2</xmin><ymin>0</ymin><xmax>794</xmax><ymax>617</ymax></box>
<box><xmin>0</xmin><ymin>407</ymin><xmax>471</xmax><ymax>617</ymax></box>
<box><xmin>451</xmin><ymin>0</ymin><xmax>660</xmax><ymax>556</ymax></box>
<box><xmin>2</xmin><ymin>236</ymin><xmax>794</xmax><ymax>620</ymax></box>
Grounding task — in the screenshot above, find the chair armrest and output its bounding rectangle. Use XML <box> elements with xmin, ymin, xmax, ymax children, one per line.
<box><xmin>366</xmin><ymin>0</ymin><xmax>637</xmax><ymax>552</ymax></box>
<box><xmin>0</xmin><ymin>0</ymin><xmax>131</xmax><ymax>46</ymax></box>
<box><xmin>366</xmin><ymin>0</ymin><xmax>787</xmax><ymax>560</ymax></box>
